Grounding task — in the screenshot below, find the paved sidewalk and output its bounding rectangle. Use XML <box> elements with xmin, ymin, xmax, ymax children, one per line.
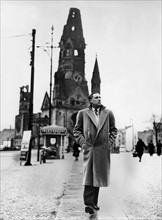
<box><xmin>55</xmin><ymin>155</ymin><xmax>128</xmax><ymax>220</ymax></box>
<box><xmin>1</xmin><ymin>151</ymin><xmax>160</xmax><ymax>220</ymax></box>
<box><xmin>55</xmin><ymin>153</ymin><xmax>161</xmax><ymax>220</ymax></box>
<box><xmin>55</xmin><ymin>157</ymin><xmax>87</xmax><ymax>220</ymax></box>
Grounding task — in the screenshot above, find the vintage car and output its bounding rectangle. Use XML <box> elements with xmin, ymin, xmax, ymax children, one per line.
<box><xmin>45</xmin><ymin>146</ymin><xmax>57</xmax><ymax>159</ymax></box>
<box><xmin>40</xmin><ymin>145</ymin><xmax>58</xmax><ymax>163</ymax></box>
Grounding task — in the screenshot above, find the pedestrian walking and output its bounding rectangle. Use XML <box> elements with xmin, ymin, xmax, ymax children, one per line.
<box><xmin>135</xmin><ymin>138</ymin><xmax>145</xmax><ymax>162</ymax></box>
<box><xmin>40</xmin><ymin>146</ymin><xmax>47</xmax><ymax>164</ymax></box>
<box><xmin>148</xmin><ymin>140</ymin><xmax>155</xmax><ymax>156</ymax></box>
<box><xmin>73</xmin><ymin>141</ymin><xmax>81</xmax><ymax>161</ymax></box>
<box><xmin>73</xmin><ymin>92</ymin><xmax>117</xmax><ymax>215</ymax></box>
<box><xmin>156</xmin><ymin>140</ymin><xmax>162</xmax><ymax>156</ymax></box>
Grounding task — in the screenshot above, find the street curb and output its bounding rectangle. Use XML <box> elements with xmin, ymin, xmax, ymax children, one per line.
<box><xmin>55</xmin><ymin>158</ymin><xmax>88</xmax><ymax>220</ymax></box>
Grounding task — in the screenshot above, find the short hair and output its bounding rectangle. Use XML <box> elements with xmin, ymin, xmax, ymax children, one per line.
<box><xmin>88</xmin><ymin>91</ymin><xmax>100</xmax><ymax>102</ymax></box>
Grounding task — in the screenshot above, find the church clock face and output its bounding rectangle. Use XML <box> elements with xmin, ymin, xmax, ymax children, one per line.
<box><xmin>73</xmin><ymin>72</ymin><xmax>82</xmax><ymax>82</ymax></box>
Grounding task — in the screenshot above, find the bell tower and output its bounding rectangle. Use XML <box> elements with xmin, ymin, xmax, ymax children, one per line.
<box><xmin>15</xmin><ymin>85</ymin><xmax>30</xmax><ymax>138</ymax></box>
<box><xmin>52</xmin><ymin>8</ymin><xmax>89</xmax><ymax>139</ymax></box>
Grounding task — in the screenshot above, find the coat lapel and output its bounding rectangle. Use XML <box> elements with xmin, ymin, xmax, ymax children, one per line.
<box><xmin>92</xmin><ymin>109</ymin><xmax>109</xmax><ymax>144</ymax></box>
<box><xmin>97</xmin><ymin>109</ymin><xmax>109</xmax><ymax>134</ymax></box>
<box><xmin>87</xmin><ymin>109</ymin><xmax>98</xmax><ymax>128</ymax></box>
<box><xmin>87</xmin><ymin>106</ymin><xmax>108</xmax><ymax>134</ymax></box>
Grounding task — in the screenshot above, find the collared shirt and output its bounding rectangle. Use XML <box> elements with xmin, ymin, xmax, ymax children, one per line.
<box><xmin>92</xmin><ymin>107</ymin><xmax>100</xmax><ymax>125</ymax></box>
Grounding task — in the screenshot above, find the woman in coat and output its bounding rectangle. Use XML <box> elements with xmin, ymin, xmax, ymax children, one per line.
<box><xmin>135</xmin><ymin>138</ymin><xmax>145</xmax><ymax>162</ymax></box>
<box><xmin>73</xmin><ymin>141</ymin><xmax>81</xmax><ymax>161</ymax></box>
<box><xmin>73</xmin><ymin>92</ymin><xmax>117</xmax><ymax>215</ymax></box>
<box><xmin>148</xmin><ymin>140</ymin><xmax>155</xmax><ymax>156</ymax></box>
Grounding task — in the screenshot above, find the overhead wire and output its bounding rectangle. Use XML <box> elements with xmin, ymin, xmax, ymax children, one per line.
<box><xmin>1</xmin><ymin>33</ymin><xmax>31</xmax><ymax>40</ymax></box>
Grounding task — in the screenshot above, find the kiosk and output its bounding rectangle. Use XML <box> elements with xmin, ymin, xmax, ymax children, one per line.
<box><xmin>40</xmin><ymin>124</ymin><xmax>67</xmax><ymax>159</ymax></box>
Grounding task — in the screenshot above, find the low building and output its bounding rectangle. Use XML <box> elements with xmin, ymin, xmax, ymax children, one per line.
<box><xmin>0</xmin><ymin>128</ymin><xmax>15</xmax><ymax>150</ymax></box>
<box><xmin>153</xmin><ymin>122</ymin><xmax>162</xmax><ymax>144</ymax></box>
<box><xmin>116</xmin><ymin>129</ymin><xmax>126</xmax><ymax>152</ymax></box>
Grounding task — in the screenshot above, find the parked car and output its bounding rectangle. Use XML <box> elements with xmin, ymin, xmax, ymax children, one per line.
<box><xmin>40</xmin><ymin>145</ymin><xmax>57</xmax><ymax>161</ymax></box>
<box><xmin>0</xmin><ymin>145</ymin><xmax>4</xmax><ymax>151</ymax></box>
<box><xmin>45</xmin><ymin>146</ymin><xmax>57</xmax><ymax>159</ymax></box>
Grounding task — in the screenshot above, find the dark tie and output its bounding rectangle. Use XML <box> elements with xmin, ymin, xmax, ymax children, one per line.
<box><xmin>94</xmin><ymin>109</ymin><xmax>99</xmax><ymax>115</ymax></box>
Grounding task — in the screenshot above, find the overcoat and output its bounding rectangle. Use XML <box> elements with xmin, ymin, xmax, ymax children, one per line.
<box><xmin>73</xmin><ymin>105</ymin><xmax>117</xmax><ymax>187</ymax></box>
<box><xmin>135</xmin><ymin>139</ymin><xmax>145</xmax><ymax>157</ymax></box>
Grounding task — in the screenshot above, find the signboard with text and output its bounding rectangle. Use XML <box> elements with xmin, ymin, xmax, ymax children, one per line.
<box><xmin>21</xmin><ymin>130</ymin><xmax>31</xmax><ymax>151</ymax></box>
<box><xmin>20</xmin><ymin>131</ymin><xmax>31</xmax><ymax>164</ymax></box>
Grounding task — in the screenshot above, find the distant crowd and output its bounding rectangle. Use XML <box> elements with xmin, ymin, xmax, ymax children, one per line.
<box><xmin>133</xmin><ymin>138</ymin><xmax>162</xmax><ymax>162</ymax></box>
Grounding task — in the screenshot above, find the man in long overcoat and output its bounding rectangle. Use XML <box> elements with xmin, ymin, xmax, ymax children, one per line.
<box><xmin>73</xmin><ymin>92</ymin><xmax>117</xmax><ymax>215</ymax></box>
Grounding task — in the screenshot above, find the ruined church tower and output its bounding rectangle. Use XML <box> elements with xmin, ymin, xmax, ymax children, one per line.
<box><xmin>51</xmin><ymin>8</ymin><xmax>89</xmax><ymax>138</ymax></box>
<box><xmin>14</xmin><ymin>8</ymin><xmax>102</xmax><ymax>149</ymax></box>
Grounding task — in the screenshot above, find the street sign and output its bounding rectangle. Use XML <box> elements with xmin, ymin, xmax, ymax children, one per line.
<box><xmin>20</xmin><ymin>131</ymin><xmax>31</xmax><ymax>165</ymax></box>
<box><xmin>21</xmin><ymin>130</ymin><xmax>31</xmax><ymax>151</ymax></box>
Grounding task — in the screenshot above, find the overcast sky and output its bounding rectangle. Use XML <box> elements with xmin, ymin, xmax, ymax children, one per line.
<box><xmin>1</xmin><ymin>0</ymin><xmax>161</xmax><ymax>132</ymax></box>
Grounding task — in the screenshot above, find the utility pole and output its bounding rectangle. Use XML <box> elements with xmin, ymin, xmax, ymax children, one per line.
<box><xmin>49</xmin><ymin>25</ymin><xmax>54</xmax><ymax>125</ymax></box>
<box><xmin>37</xmin><ymin>26</ymin><xmax>54</xmax><ymax>125</ymax></box>
<box><xmin>25</xmin><ymin>29</ymin><xmax>36</xmax><ymax>166</ymax></box>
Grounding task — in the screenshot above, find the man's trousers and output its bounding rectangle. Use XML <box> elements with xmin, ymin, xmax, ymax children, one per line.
<box><xmin>83</xmin><ymin>185</ymin><xmax>99</xmax><ymax>206</ymax></box>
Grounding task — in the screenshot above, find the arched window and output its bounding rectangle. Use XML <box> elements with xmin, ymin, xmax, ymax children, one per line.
<box><xmin>74</xmin><ymin>50</ymin><xmax>78</xmax><ymax>56</ymax></box>
<box><xmin>66</xmin><ymin>49</ymin><xmax>70</xmax><ymax>57</ymax></box>
<box><xmin>71</xmin><ymin>26</ymin><xmax>75</xmax><ymax>31</ymax></box>
<box><xmin>64</xmin><ymin>42</ymin><xmax>72</xmax><ymax>57</ymax></box>
<box><xmin>72</xmin><ymin>12</ymin><xmax>76</xmax><ymax>18</ymax></box>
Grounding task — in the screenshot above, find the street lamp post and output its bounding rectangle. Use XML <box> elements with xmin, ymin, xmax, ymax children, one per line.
<box><xmin>49</xmin><ymin>25</ymin><xmax>54</xmax><ymax>125</ymax></box>
<box><xmin>37</xmin><ymin>26</ymin><xmax>54</xmax><ymax>125</ymax></box>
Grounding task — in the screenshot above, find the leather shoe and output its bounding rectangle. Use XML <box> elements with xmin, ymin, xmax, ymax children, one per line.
<box><xmin>85</xmin><ymin>206</ymin><xmax>95</xmax><ymax>214</ymax></box>
<box><xmin>93</xmin><ymin>204</ymin><xmax>100</xmax><ymax>210</ymax></box>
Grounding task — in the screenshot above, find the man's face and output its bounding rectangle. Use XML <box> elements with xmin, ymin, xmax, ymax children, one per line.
<box><xmin>90</xmin><ymin>93</ymin><xmax>101</xmax><ymax>108</ymax></box>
